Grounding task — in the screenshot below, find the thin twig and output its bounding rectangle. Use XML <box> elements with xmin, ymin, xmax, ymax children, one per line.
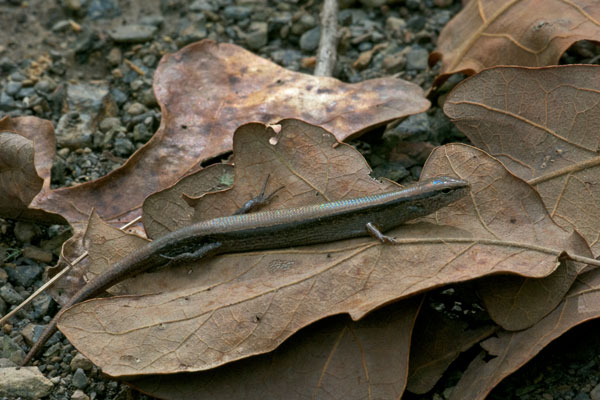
<box><xmin>387</xmin><ymin>237</ymin><xmax>600</xmax><ymax>268</ymax></box>
<box><xmin>0</xmin><ymin>216</ymin><xmax>142</xmax><ymax>326</ymax></box>
<box><xmin>314</xmin><ymin>0</ymin><xmax>339</xmax><ymax>77</ymax></box>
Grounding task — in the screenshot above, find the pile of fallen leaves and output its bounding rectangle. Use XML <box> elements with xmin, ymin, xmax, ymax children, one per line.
<box><xmin>2</xmin><ymin>1</ymin><xmax>600</xmax><ymax>398</ymax></box>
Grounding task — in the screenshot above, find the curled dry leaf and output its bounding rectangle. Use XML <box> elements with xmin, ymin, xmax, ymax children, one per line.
<box><xmin>25</xmin><ymin>39</ymin><xmax>428</xmax><ymax>230</ymax></box>
<box><xmin>406</xmin><ymin>303</ymin><xmax>497</xmax><ymax>394</ymax></box>
<box><xmin>444</xmin><ymin>65</ymin><xmax>600</xmax><ymax>255</ymax></box>
<box><xmin>430</xmin><ymin>0</ymin><xmax>600</xmax><ymax>88</ymax></box>
<box><xmin>56</xmin><ymin>122</ymin><xmax>590</xmax><ymax>377</ymax></box>
<box><xmin>0</xmin><ymin>117</ymin><xmax>63</xmax><ymax>223</ymax></box>
<box><xmin>0</xmin><ymin>132</ymin><xmax>44</xmax><ymax>220</ymax></box>
<box><xmin>449</xmin><ymin>268</ymin><xmax>600</xmax><ymax>400</ymax></box>
<box><xmin>128</xmin><ymin>297</ymin><xmax>422</xmax><ymax>400</ymax></box>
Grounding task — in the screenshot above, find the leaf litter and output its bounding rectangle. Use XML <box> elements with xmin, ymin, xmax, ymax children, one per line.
<box><xmin>56</xmin><ymin>122</ymin><xmax>591</xmax><ymax>377</ymax></box>
<box><xmin>2</xmin><ymin>21</ymin><xmax>600</xmax><ymax>398</ymax></box>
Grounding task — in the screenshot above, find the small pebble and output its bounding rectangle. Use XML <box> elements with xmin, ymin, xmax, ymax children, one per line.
<box><xmin>71</xmin><ymin>389</ymin><xmax>90</xmax><ymax>400</ymax></box>
<box><xmin>72</xmin><ymin>368</ymin><xmax>88</xmax><ymax>389</ymax></box>
<box><xmin>108</xmin><ymin>25</ymin><xmax>157</xmax><ymax>43</ymax></box>
<box><xmin>126</xmin><ymin>102</ymin><xmax>146</xmax><ymax>115</ymax></box>
<box><xmin>299</xmin><ymin>27</ymin><xmax>320</xmax><ymax>52</ymax></box>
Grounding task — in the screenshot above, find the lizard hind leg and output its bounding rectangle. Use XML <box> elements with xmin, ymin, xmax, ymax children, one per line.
<box><xmin>159</xmin><ymin>241</ymin><xmax>223</xmax><ymax>265</ymax></box>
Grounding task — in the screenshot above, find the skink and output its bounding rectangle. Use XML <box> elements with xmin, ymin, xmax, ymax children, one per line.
<box><xmin>22</xmin><ymin>176</ymin><xmax>469</xmax><ymax>364</ymax></box>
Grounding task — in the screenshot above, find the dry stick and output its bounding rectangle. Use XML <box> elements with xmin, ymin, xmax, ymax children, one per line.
<box><xmin>0</xmin><ymin>216</ymin><xmax>142</xmax><ymax>327</ymax></box>
<box><xmin>387</xmin><ymin>237</ymin><xmax>600</xmax><ymax>268</ymax></box>
<box><xmin>314</xmin><ymin>0</ymin><xmax>339</xmax><ymax>77</ymax></box>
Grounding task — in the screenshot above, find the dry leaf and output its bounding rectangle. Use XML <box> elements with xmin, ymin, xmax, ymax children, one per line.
<box><xmin>56</xmin><ymin>126</ymin><xmax>589</xmax><ymax>376</ymax></box>
<box><xmin>0</xmin><ymin>117</ymin><xmax>63</xmax><ymax>223</ymax></box>
<box><xmin>449</xmin><ymin>267</ymin><xmax>600</xmax><ymax>400</ymax></box>
<box><xmin>128</xmin><ymin>297</ymin><xmax>422</xmax><ymax>400</ymax></box>
<box><xmin>475</xmin><ymin>256</ymin><xmax>578</xmax><ymax>331</ymax></box>
<box><xmin>444</xmin><ymin>65</ymin><xmax>600</xmax><ymax>255</ymax></box>
<box><xmin>23</xmin><ymin>40</ymin><xmax>428</xmax><ymax>230</ymax></box>
<box><xmin>0</xmin><ymin>132</ymin><xmax>44</xmax><ymax>220</ymax></box>
<box><xmin>431</xmin><ymin>0</ymin><xmax>600</xmax><ymax>88</ymax></box>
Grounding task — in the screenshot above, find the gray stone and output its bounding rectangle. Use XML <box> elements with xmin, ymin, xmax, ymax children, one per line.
<box><xmin>22</xmin><ymin>246</ymin><xmax>53</xmax><ymax>263</ymax></box>
<box><xmin>5</xmin><ymin>80</ymin><xmax>22</xmax><ymax>95</ymax></box>
<box><xmin>87</xmin><ymin>0</ymin><xmax>121</xmax><ymax>19</ymax></box>
<box><xmin>0</xmin><ymin>91</ymin><xmax>16</xmax><ymax>111</ymax></box>
<box><xmin>31</xmin><ymin>292</ymin><xmax>54</xmax><ymax>319</ymax></box>
<box><xmin>270</xmin><ymin>49</ymin><xmax>302</xmax><ymax>68</ymax></box>
<box><xmin>20</xmin><ymin>323</ymin><xmax>42</xmax><ymax>346</ymax></box>
<box><xmin>291</xmin><ymin>13</ymin><xmax>316</xmax><ymax>35</ymax></box>
<box><xmin>0</xmin><ymin>296</ymin><xmax>6</xmax><ymax>316</ymax></box>
<box><xmin>269</xmin><ymin>12</ymin><xmax>292</xmax><ymax>33</ymax></box>
<box><xmin>111</xmin><ymin>88</ymin><xmax>127</xmax><ymax>105</ymax></box>
<box><xmin>5</xmin><ymin>263</ymin><xmax>42</xmax><ymax>287</ymax></box>
<box><xmin>113</xmin><ymin>134</ymin><xmax>135</xmax><ymax>157</ymax></box>
<box><xmin>189</xmin><ymin>0</ymin><xmax>214</xmax><ymax>12</ymax></box>
<box><xmin>406</xmin><ymin>0</ymin><xmax>421</xmax><ymax>10</ymax></box>
<box><xmin>383</xmin><ymin>52</ymin><xmax>406</xmax><ymax>73</ymax></box>
<box><xmin>0</xmin><ymin>357</ymin><xmax>18</xmax><ymax>367</ymax></box>
<box><xmin>245</xmin><ymin>22</ymin><xmax>268</xmax><ymax>50</ymax></box>
<box><xmin>1</xmin><ymin>335</ymin><xmax>23</xmax><ymax>361</ymax></box>
<box><xmin>55</xmin><ymin>113</ymin><xmax>94</xmax><ymax>149</ymax></box>
<box><xmin>358</xmin><ymin>0</ymin><xmax>387</xmax><ymax>7</ymax></box>
<box><xmin>14</xmin><ymin>221</ymin><xmax>40</xmax><ymax>243</ymax></box>
<box><xmin>0</xmin><ymin>336</ymin><xmax>21</xmax><ymax>358</ymax></box>
<box><xmin>56</xmin><ymin>82</ymin><xmax>116</xmax><ymax>149</ymax></box>
<box><xmin>66</xmin><ymin>82</ymin><xmax>115</xmax><ymax>119</ymax></box>
<box><xmin>142</xmin><ymin>54</ymin><xmax>157</xmax><ymax>67</ymax></box>
<box><xmin>407</xmin><ymin>15</ymin><xmax>426</xmax><ymax>31</ymax></box>
<box><xmin>405</xmin><ymin>47</ymin><xmax>429</xmax><ymax>70</ymax></box>
<box><xmin>71</xmin><ymin>389</ymin><xmax>90</xmax><ymax>400</ymax></box>
<box><xmin>64</xmin><ymin>0</ymin><xmax>81</xmax><ymax>11</ymax></box>
<box><xmin>574</xmin><ymin>392</ymin><xmax>591</xmax><ymax>400</ymax></box>
<box><xmin>130</xmin><ymin>79</ymin><xmax>144</xmax><ymax>91</ymax></box>
<box><xmin>299</xmin><ymin>27</ymin><xmax>320</xmax><ymax>52</ymax></box>
<box><xmin>99</xmin><ymin>117</ymin><xmax>121</xmax><ymax>133</ymax></box>
<box><xmin>386</xmin><ymin>17</ymin><xmax>406</xmax><ymax>34</ymax></box>
<box><xmin>223</xmin><ymin>5</ymin><xmax>251</xmax><ymax>20</ymax></box>
<box><xmin>0</xmin><ymin>57</ymin><xmax>17</xmax><ymax>74</ymax></box>
<box><xmin>72</xmin><ymin>368</ymin><xmax>88</xmax><ymax>389</ymax></box>
<box><xmin>386</xmin><ymin>112</ymin><xmax>431</xmax><ymax>142</ymax></box>
<box><xmin>109</xmin><ymin>25</ymin><xmax>157</xmax><ymax>43</ymax></box>
<box><xmin>0</xmin><ymin>283</ymin><xmax>24</xmax><ymax>305</ymax></box>
<box><xmin>106</xmin><ymin>47</ymin><xmax>122</xmax><ymax>66</ymax></box>
<box><xmin>338</xmin><ymin>9</ymin><xmax>368</xmax><ymax>26</ymax></box>
<box><xmin>15</xmin><ymin>86</ymin><xmax>35</xmax><ymax>99</ymax></box>
<box><xmin>132</xmin><ymin>123</ymin><xmax>152</xmax><ymax>143</ymax></box>
<box><xmin>34</xmin><ymin>78</ymin><xmax>56</xmax><ymax>93</ymax></box>
<box><xmin>0</xmin><ymin>367</ymin><xmax>53</xmax><ymax>399</ymax></box>
<box><xmin>139</xmin><ymin>88</ymin><xmax>157</xmax><ymax>107</ymax></box>
<box><xmin>9</xmin><ymin>71</ymin><xmax>25</xmax><ymax>81</ymax></box>
<box><xmin>139</xmin><ymin>15</ymin><xmax>164</xmax><ymax>27</ymax></box>
<box><xmin>70</xmin><ymin>352</ymin><xmax>94</xmax><ymax>372</ymax></box>
<box><xmin>433</xmin><ymin>10</ymin><xmax>452</xmax><ymax>26</ymax></box>
<box><xmin>127</xmin><ymin>102</ymin><xmax>146</xmax><ymax>116</ymax></box>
